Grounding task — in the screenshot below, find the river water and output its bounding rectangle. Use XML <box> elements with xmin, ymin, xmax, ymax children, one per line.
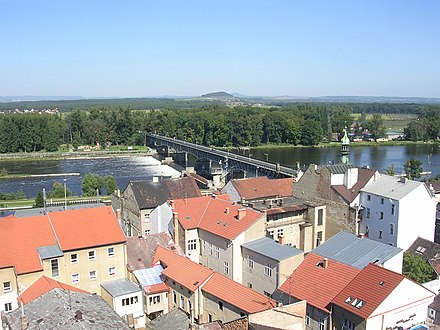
<box><xmin>1</xmin><ymin>144</ymin><xmax>439</xmax><ymax>198</ymax></box>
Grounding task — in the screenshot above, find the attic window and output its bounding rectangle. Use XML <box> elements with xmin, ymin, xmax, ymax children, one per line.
<box><xmin>345</xmin><ymin>297</ymin><xmax>352</xmax><ymax>304</ymax></box>
<box><xmin>416</xmin><ymin>246</ymin><xmax>426</xmax><ymax>254</ymax></box>
<box><xmin>186</xmin><ymin>216</ymin><xmax>191</xmax><ymax>221</ymax></box>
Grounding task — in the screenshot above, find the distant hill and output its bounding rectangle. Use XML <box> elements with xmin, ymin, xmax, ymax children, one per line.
<box><xmin>201</xmin><ymin>91</ymin><xmax>234</xmax><ymax>99</ymax></box>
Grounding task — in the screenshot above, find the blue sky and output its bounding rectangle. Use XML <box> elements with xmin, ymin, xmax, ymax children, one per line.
<box><xmin>1</xmin><ymin>1</ymin><xmax>439</xmax><ymax>98</ymax></box>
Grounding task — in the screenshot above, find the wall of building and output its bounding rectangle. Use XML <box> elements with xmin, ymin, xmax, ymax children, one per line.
<box><xmin>185</xmin><ymin>228</ymin><xmax>200</xmax><ymax>264</ymax></box>
<box><xmin>249</xmin><ymin>301</ymin><xmax>306</xmax><ymax>330</ymax></box>
<box><xmin>332</xmin><ymin>304</ymin><xmax>366</xmax><ymax>330</ymax></box>
<box><xmin>111</xmin><ymin>291</ymin><xmax>144</xmax><ymax>319</ymax></box>
<box><xmin>145</xmin><ymin>291</ymin><xmax>168</xmax><ymax>317</ymax></box>
<box><xmin>167</xmin><ymin>280</ymin><xmax>194</xmax><ymax>319</ymax></box>
<box><xmin>122</xmin><ymin>186</ymin><xmax>142</xmax><ymax>236</ymax></box>
<box><xmin>202</xmin><ymin>291</ymin><xmax>246</xmax><ymax>324</ymax></box>
<box><xmin>150</xmin><ymin>202</ymin><xmax>173</xmax><ymax>234</ymax></box>
<box><xmin>220</xmin><ymin>183</ymin><xmax>240</xmax><ymax>202</ymax></box>
<box><xmin>278</xmin><ymin>254</ymin><xmax>304</xmax><ymax>290</ymax></box>
<box><xmin>0</xmin><ymin>267</ymin><xmax>18</xmax><ymax>315</ymax></box>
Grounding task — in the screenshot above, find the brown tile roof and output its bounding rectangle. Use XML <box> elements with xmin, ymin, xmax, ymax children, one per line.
<box><xmin>277</xmin><ymin>253</ymin><xmax>360</xmax><ymax>312</ymax></box>
<box><xmin>153</xmin><ymin>245</ymin><xmax>214</xmax><ymax>292</ymax></box>
<box><xmin>202</xmin><ymin>273</ymin><xmax>276</xmax><ymax>314</ymax></box>
<box><xmin>18</xmin><ymin>275</ymin><xmax>89</xmax><ymax>304</ymax></box>
<box><xmin>332</xmin><ymin>168</ymin><xmax>376</xmax><ymax>203</ymax></box>
<box><xmin>126</xmin><ymin>232</ymin><xmax>179</xmax><ymax>271</ymax></box>
<box><xmin>49</xmin><ymin>206</ymin><xmax>126</xmax><ymax>251</ymax></box>
<box><xmin>172</xmin><ymin>195</ymin><xmax>264</xmax><ymax>240</ymax></box>
<box><xmin>0</xmin><ymin>215</ymin><xmax>57</xmax><ymax>275</ymax></box>
<box><xmin>407</xmin><ymin>236</ymin><xmax>440</xmax><ymax>261</ymax></box>
<box><xmin>429</xmin><ymin>294</ymin><xmax>440</xmax><ymax>312</ymax></box>
<box><xmin>230</xmin><ymin>177</ymin><xmax>294</xmax><ymax>200</ymax></box>
<box><xmin>153</xmin><ymin>246</ymin><xmax>274</xmax><ymax>314</ymax></box>
<box><xmin>332</xmin><ymin>263</ymin><xmax>406</xmax><ymax>318</ymax></box>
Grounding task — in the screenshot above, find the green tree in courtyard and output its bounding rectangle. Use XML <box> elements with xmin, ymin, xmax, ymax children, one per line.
<box><xmin>403</xmin><ymin>252</ymin><xmax>435</xmax><ymax>284</ymax></box>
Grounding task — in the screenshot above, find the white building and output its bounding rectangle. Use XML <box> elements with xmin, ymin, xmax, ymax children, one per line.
<box><xmin>359</xmin><ymin>174</ymin><xmax>437</xmax><ymax>250</ymax></box>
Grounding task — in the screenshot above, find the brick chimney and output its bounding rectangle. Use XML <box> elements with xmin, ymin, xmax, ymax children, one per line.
<box><xmin>323</xmin><ymin>258</ymin><xmax>328</xmax><ymax>269</ymax></box>
<box><xmin>278</xmin><ymin>235</ymin><xmax>284</xmax><ymax>245</ymax></box>
<box><xmin>225</xmin><ymin>207</ymin><xmax>230</xmax><ymax>215</ymax></box>
<box><xmin>237</xmin><ymin>208</ymin><xmax>246</xmax><ymax>220</ymax></box>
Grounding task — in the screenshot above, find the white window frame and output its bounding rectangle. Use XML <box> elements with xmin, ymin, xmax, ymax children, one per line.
<box><xmin>246</xmin><ymin>255</ymin><xmax>254</xmax><ymax>269</ymax></box>
<box><xmin>88</xmin><ymin>250</ymin><xmax>96</xmax><ymax>260</ymax></box>
<box><xmin>71</xmin><ymin>273</ymin><xmax>80</xmax><ymax>284</ymax></box>
<box><xmin>108</xmin><ymin>266</ymin><xmax>116</xmax><ymax>276</ymax></box>
<box><xmin>264</xmin><ymin>263</ymin><xmax>272</xmax><ymax>277</ymax></box>
<box><xmin>149</xmin><ymin>295</ymin><xmax>161</xmax><ymax>305</ymax></box>
<box><xmin>180</xmin><ymin>296</ymin><xmax>185</xmax><ymax>309</ymax></box>
<box><xmin>214</xmin><ymin>245</ymin><xmax>220</xmax><ymax>259</ymax></box>
<box><xmin>70</xmin><ymin>253</ymin><xmax>78</xmax><ymax>263</ymax></box>
<box><xmin>188</xmin><ymin>239</ymin><xmax>197</xmax><ymax>251</ymax></box>
<box><xmin>51</xmin><ymin>258</ymin><xmax>59</xmax><ymax>278</ymax></box>
<box><xmin>89</xmin><ymin>270</ymin><xmax>97</xmax><ymax>280</ymax></box>
<box><xmin>108</xmin><ymin>246</ymin><xmax>115</xmax><ymax>257</ymax></box>
<box><xmin>4</xmin><ymin>302</ymin><xmax>12</xmax><ymax>312</ymax></box>
<box><xmin>3</xmin><ymin>281</ymin><xmax>11</xmax><ymax>293</ymax></box>
<box><xmin>224</xmin><ymin>262</ymin><xmax>229</xmax><ymax>275</ymax></box>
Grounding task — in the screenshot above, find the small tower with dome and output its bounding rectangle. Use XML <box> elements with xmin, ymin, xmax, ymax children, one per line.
<box><xmin>341</xmin><ymin>128</ymin><xmax>350</xmax><ymax>164</ymax></box>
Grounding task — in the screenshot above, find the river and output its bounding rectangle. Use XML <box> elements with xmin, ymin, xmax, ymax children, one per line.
<box><xmin>0</xmin><ymin>144</ymin><xmax>439</xmax><ymax>198</ymax></box>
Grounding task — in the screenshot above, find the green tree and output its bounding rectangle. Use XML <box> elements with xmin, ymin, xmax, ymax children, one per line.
<box><xmin>48</xmin><ymin>182</ymin><xmax>72</xmax><ymax>198</ymax></box>
<box><xmin>301</xmin><ymin>120</ymin><xmax>323</xmax><ymax>146</ymax></box>
<box><xmin>403</xmin><ymin>252</ymin><xmax>435</xmax><ymax>283</ymax></box>
<box><xmin>104</xmin><ymin>175</ymin><xmax>118</xmax><ymax>195</ymax></box>
<box><xmin>34</xmin><ymin>191</ymin><xmax>44</xmax><ymax>208</ymax></box>
<box><xmin>404</xmin><ymin>158</ymin><xmax>423</xmax><ymax>180</ymax></box>
<box><xmin>386</xmin><ymin>164</ymin><xmax>395</xmax><ymax>176</ymax></box>
<box><xmin>81</xmin><ymin>173</ymin><xmax>104</xmax><ymax>197</ymax></box>
<box><xmin>365</xmin><ymin>114</ymin><xmax>385</xmax><ymax>141</ymax></box>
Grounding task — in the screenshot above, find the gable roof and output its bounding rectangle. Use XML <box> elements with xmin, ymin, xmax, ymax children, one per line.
<box><xmin>277</xmin><ymin>253</ymin><xmax>360</xmax><ymax>312</ymax></box>
<box><xmin>153</xmin><ymin>245</ymin><xmax>214</xmax><ymax>292</ymax></box>
<box><xmin>0</xmin><ymin>215</ymin><xmax>57</xmax><ymax>275</ymax></box>
<box><xmin>18</xmin><ymin>275</ymin><xmax>89</xmax><ymax>304</ymax></box>
<box><xmin>172</xmin><ymin>195</ymin><xmax>264</xmax><ymax>240</ymax></box>
<box><xmin>228</xmin><ymin>177</ymin><xmax>294</xmax><ymax>200</ymax></box>
<box><xmin>331</xmin><ymin>167</ymin><xmax>376</xmax><ymax>203</ymax></box>
<box><xmin>312</xmin><ymin>231</ymin><xmax>402</xmax><ymax>269</ymax></box>
<box><xmin>242</xmin><ymin>237</ymin><xmax>303</xmax><ymax>261</ymax></box>
<box><xmin>126</xmin><ymin>177</ymin><xmax>202</xmax><ymax>210</ymax></box>
<box><xmin>361</xmin><ymin>174</ymin><xmax>427</xmax><ymax>200</ymax></box>
<box><xmin>332</xmin><ymin>263</ymin><xmax>405</xmax><ymax>318</ymax></box>
<box><xmin>407</xmin><ymin>236</ymin><xmax>440</xmax><ymax>261</ymax></box>
<box><xmin>202</xmin><ymin>273</ymin><xmax>276</xmax><ymax>314</ymax></box>
<box><xmin>49</xmin><ymin>206</ymin><xmax>126</xmax><ymax>251</ymax></box>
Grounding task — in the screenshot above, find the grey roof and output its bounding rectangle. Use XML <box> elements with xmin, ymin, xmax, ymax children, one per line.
<box><xmin>326</xmin><ymin>164</ymin><xmax>354</xmax><ymax>174</ymax></box>
<box><xmin>101</xmin><ymin>279</ymin><xmax>141</xmax><ymax>297</ymax></box>
<box><xmin>241</xmin><ymin>237</ymin><xmax>303</xmax><ymax>262</ymax></box>
<box><xmin>361</xmin><ymin>174</ymin><xmax>426</xmax><ymax>200</ymax></box>
<box><xmin>13</xmin><ymin>202</ymin><xmax>107</xmax><ymax>218</ymax></box>
<box><xmin>37</xmin><ymin>244</ymin><xmax>63</xmax><ymax>260</ymax></box>
<box><xmin>125</xmin><ymin>177</ymin><xmax>201</xmax><ymax>210</ymax></box>
<box><xmin>145</xmin><ymin>307</ymin><xmax>189</xmax><ymax>330</ymax></box>
<box><xmin>4</xmin><ymin>288</ymin><xmax>130</xmax><ymax>329</ymax></box>
<box><xmin>312</xmin><ymin>231</ymin><xmax>402</xmax><ymax>269</ymax></box>
<box><xmin>407</xmin><ymin>237</ymin><xmax>440</xmax><ymax>261</ymax></box>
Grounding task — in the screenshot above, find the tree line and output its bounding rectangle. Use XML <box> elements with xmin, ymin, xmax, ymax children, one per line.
<box><xmin>1</xmin><ymin>104</ymin><xmax>440</xmax><ymax>152</ymax></box>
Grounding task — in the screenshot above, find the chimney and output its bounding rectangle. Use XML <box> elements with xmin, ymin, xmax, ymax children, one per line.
<box><xmin>169</xmin><ymin>200</ymin><xmax>174</xmax><ymax>209</ymax></box>
<box><xmin>74</xmin><ymin>310</ymin><xmax>83</xmax><ymax>321</ymax></box>
<box><xmin>173</xmin><ymin>212</ymin><xmax>179</xmax><ymax>243</ymax></box>
<box><xmin>116</xmin><ymin>209</ymin><xmax>121</xmax><ymax>221</ymax></box>
<box><xmin>359</xmin><ymin>233</ymin><xmax>365</xmax><ymax>239</ymax></box>
<box><xmin>237</xmin><ymin>208</ymin><xmax>247</xmax><ymax>220</ymax></box>
<box><xmin>374</xmin><ymin>172</ymin><xmax>380</xmax><ymax>181</ymax></box>
<box><xmin>152</xmin><ymin>176</ymin><xmax>159</xmax><ymax>183</ymax></box>
<box><xmin>278</xmin><ymin>235</ymin><xmax>284</xmax><ymax>245</ymax></box>
<box><xmin>116</xmin><ymin>189</ymin><xmax>121</xmax><ymax>197</ymax></box>
<box><xmin>323</xmin><ymin>258</ymin><xmax>328</xmax><ymax>269</ymax></box>
<box><xmin>225</xmin><ymin>207</ymin><xmax>230</xmax><ymax>215</ymax></box>
<box><xmin>399</xmin><ymin>177</ymin><xmax>408</xmax><ymax>184</ymax></box>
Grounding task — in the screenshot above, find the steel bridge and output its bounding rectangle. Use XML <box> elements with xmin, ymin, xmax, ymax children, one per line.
<box><xmin>147</xmin><ymin>133</ymin><xmax>297</xmax><ymax>178</ymax></box>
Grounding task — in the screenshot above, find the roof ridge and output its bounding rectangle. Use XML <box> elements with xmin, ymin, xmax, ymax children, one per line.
<box><xmin>45</xmin><ymin>213</ymin><xmax>62</xmax><ymax>251</ymax></box>
<box><xmin>197</xmin><ymin>196</ymin><xmax>212</xmax><ymax>227</ymax></box>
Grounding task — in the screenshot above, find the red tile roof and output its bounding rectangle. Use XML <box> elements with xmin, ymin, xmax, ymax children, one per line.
<box><xmin>153</xmin><ymin>245</ymin><xmax>214</xmax><ymax>292</ymax></box>
<box><xmin>153</xmin><ymin>246</ymin><xmax>274</xmax><ymax>314</ymax></box>
<box><xmin>49</xmin><ymin>206</ymin><xmax>126</xmax><ymax>251</ymax></box>
<box><xmin>0</xmin><ymin>216</ymin><xmax>56</xmax><ymax>275</ymax></box>
<box><xmin>202</xmin><ymin>273</ymin><xmax>276</xmax><ymax>314</ymax></box>
<box><xmin>278</xmin><ymin>253</ymin><xmax>360</xmax><ymax>312</ymax></box>
<box><xmin>172</xmin><ymin>195</ymin><xmax>264</xmax><ymax>240</ymax></box>
<box><xmin>230</xmin><ymin>177</ymin><xmax>294</xmax><ymax>200</ymax></box>
<box><xmin>18</xmin><ymin>275</ymin><xmax>89</xmax><ymax>304</ymax></box>
<box><xmin>144</xmin><ymin>282</ymin><xmax>169</xmax><ymax>294</ymax></box>
<box><xmin>332</xmin><ymin>263</ymin><xmax>407</xmax><ymax>318</ymax></box>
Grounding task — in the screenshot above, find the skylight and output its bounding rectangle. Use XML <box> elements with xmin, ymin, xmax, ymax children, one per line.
<box><xmin>345</xmin><ymin>296</ymin><xmax>366</xmax><ymax>309</ymax></box>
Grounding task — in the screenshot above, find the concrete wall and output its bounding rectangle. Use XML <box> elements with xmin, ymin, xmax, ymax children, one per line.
<box><xmin>241</xmin><ymin>247</ymin><xmax>278</xmax><ymax>295</ymax></box>
<box><xmin>202</xmin><ymin>291</ymin><xmax>246</xmax><ymax>324</ymax></box>
<box><xmin>249</xmin><ymin>301</ymin><xmax>306</xmax><ymax>330</ymax></box>
<box><xmin>0</xmin><ymin>267</ymin><xmax>18</xmax><ymax>315</ymax></box>
<box><xmin>150</xmin><ymin>202</ymin><xmax>173</xmax><ymax>234</ymax></box>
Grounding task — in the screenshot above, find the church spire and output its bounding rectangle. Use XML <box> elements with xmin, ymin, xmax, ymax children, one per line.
<box><xmin>341</xmin><ymin>128</ymin><xmax>350</xmax><ymax>164</ymax></box>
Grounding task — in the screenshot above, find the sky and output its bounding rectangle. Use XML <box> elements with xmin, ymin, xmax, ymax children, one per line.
<box><xmin>1</xmin><ymin>1</ymin><xmax>439</xmax><ymax>98</ymax></box>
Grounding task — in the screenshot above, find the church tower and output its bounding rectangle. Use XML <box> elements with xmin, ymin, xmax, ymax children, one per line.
<box><xmin>341</xmin><ymin>129</ymin><xmax>350</xmax><ymax>164</ymax></box>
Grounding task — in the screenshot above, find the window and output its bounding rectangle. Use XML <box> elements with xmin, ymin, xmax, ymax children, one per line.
<box><xmin>246</xmin><ymin>255</ymin><xmax>254</xmax><ymax>269</ymax></box>
<box><xmin>248</xmin><ymin>283</ymin><xmax>253</xmax><ymax>289</ymax></box>
<box><xmin>381</xmin><ymin>198</ymin><xmax>384</xmax><ymax>204</ymax></box>
<box><xmin>188</xmin><ymin>300</ymin><xmax>192</xmax><ymax>312</ymax></box>
<box><xmin>264</xmin><ymin>263</ymin><xmax>272</xmax><ymax>277</ymax></box>
<box><xmin>268</xmin><ymin>230</ymin><xmax>274</xmax><ymax>238</ymax></box>
<box><xmin>188</xmin><ymin>239</ymin><xmax>197</xmax><ymax>251</ymax></box>
<box><xmin>208</xmin><ymin>243</ymin><xmax>213</xmax><ymax>256</ymax></box>
<box><xmin>367</xmin><ymin>194</ymin><xmax>371</xmax><ymax>201</ymax></box>
<box><xmin>214</xmin><ymin>245</ymin><xmax>220</xmax><ymax>259</ymax></box>
<box><xmin>317</xmin><ymin>209</ymin><xmax>323</xmax><ymax>226</ymax></box>
<box><xmin>108</xmin><ymin>267</ymin><xmax>116</xmax><ymax>276</ymax></box>
<box><xmin>316</xmin><ymin>231</ymin><xmax>323</xmax><ymax>246</ymax></box>
<box><xmin>122</xmin><ymin>296</ymin><xmax>138</xmax><ymax>306</ymax></box>
<box><xmin>144</xmin><ymin>214</ymin><xmax>150</xmax><ymax>222</ymax></box>
<box><xmin>3</xmin><ymin>281</ymin><xmax>11</xmax><ymax>293</ymax></box>
<box><xmin>277</xmin><ymin>228</ymin><xmax>284</xmax><ymax>238</ymax></box>
<box><xmin>390</xmin><ymin>224</ymin><xmax>394</xmax><ymax>236</ymax></box>
<box><xmin>71</xmin><ymin>273</ymin><xmax>80</xmax><ymax>284</ymax></box>
<box><xmin>108</xmin><ymin>247</ymin><xmax>115</xmax><ymax>257</ymax></box>
<box><xmin>366</xmin><ymin>208</ymin><xmax>370</xmax><ymax>218</ymax></box>
<box><xmin>343</xmin><ymin>319</ymin><xmax>355</xmax><ymax>330</ymax></box>
<box><xmin>305</xmin><ymin>312</ymin><xmax>310</xmax><ymax>326</ymax></box>
<box><xmin>264</xmin><ymin>291</ymin><xmax>271</xmax><ymax>297</ymax></box>
<box><xmin>379</xmin><ymin>230</ymin><xmax>383</xmax><ymax>239</ymax></box>
<box><xmin>144</xmin><ymin>229</ymin><xmax>150</xmax><ymax>235</ymax></box>
<box><xmin>149</xmin><ymin>295</ymin><xmax>161</xmax><ymax>305</ymax></box>
<box><xmin>180</xmin><ymin>296</ymin><xmax>185</xmax><ymax>309</ymax></box>
<box><xmin>172</xmin><ymin>290</ymin><xmax>177</xmax><ymax>304</ymax></box>
<box><xmin>70</xmin><ymin>253</ymin><xmax>78</xmax><ymax>263</ymax></box>
<box><xmin>88</xmin><ymin>251</ymin><xmax>96</xmax><ymax>260</ymax></box>
<box><xmin>218</xmin><ymin>301</ymin><xmax>224</xmax><ymax>310</ymax></box>
<box><xmin>391</xmin><ymin>204</ymin><xmax>395</xmax><ymax>215</ymax></box>
<box><xmin>4</xmin><ymin>303</ymin><xmax>12</xmax><ymax>312</ymax></box>
<box><xmin>50</xmin><ymin>258</ymin><xmax>59</xmax><ymax>278</ymax></box>
<box><xmin>319</xmin><ymin>319</ymin><xmax>325</xmax><ymax>330</ymax></box>
<box><xmin>89</xmin><ymin>270</ymin><xmax>97</xmax><ymax>280</ymax></box>
<box><xmin>379</xmin><ymin>211</ymin><xmax>384</xmax><ymax>220</ymax></box>
<box><xmin>224</xmin><ymin>262</ymin><xmax>229</xmax><ymax>275</ymax></box>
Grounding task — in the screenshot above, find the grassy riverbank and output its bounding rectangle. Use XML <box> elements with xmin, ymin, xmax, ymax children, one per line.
<box><xmin>0</xmin><ymin>195</ymin><xmax>112</xmax><ymax>210</ymax></box>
